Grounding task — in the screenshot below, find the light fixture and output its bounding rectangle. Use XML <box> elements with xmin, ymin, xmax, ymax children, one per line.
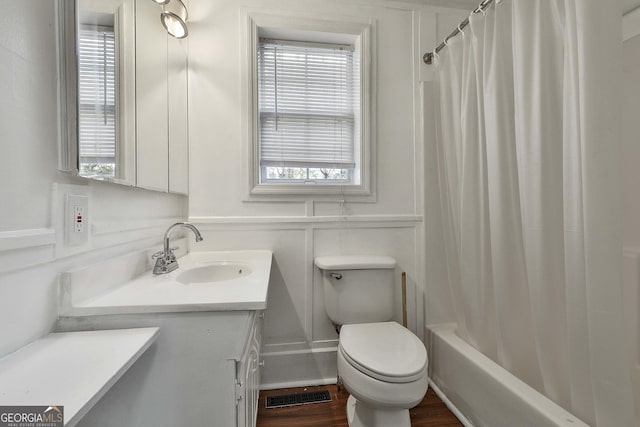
<box><xmin>161</xmin><ymin>0</ymin><xmax>188</xmax><ymax>39</ymax></box>
<box><xmin>151</xmin><ymin>0</ymin><xmax>170</xmax><ymax>5</ymax></box>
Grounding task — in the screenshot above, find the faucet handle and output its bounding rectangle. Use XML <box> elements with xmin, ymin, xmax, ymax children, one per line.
<box><xmin>152</xmin><ymin>251</ymin><xmax>165</xmax><ymax>259</ymax></box>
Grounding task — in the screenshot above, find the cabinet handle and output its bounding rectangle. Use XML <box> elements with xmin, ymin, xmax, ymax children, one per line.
<box><xmin>259</xmin><ymin>360</ymin><xmax>265</xmax><ymax>367</ymax></box>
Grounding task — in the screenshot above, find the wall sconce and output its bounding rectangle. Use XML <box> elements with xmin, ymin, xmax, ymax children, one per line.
<box><xmin>161</xmin><ymin>0</ymin><xmax>189</xmax><ymax>39</ymax></box>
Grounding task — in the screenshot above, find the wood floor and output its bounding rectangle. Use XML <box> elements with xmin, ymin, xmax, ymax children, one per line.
<box><xmin>256</xmin><ymin>384</ymin><xmax>463</xmax><ymax>427</ymax></box>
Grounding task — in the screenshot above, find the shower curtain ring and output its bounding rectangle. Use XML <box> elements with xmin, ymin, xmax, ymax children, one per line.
<box><xmin>433</xmin><ymin>50</ymin><xmax>440</xmax><ymax>64</ymax></box>
<box><xmin>458</xmin><ymin>23</ymin><xmax>465</xmax><ymax>37</ymax></box>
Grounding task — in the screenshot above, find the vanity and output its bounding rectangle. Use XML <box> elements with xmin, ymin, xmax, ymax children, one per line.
<box><xmin>56</xmin><ymin>248</ymin><xmax>272</xmax><ymax>427</ymax></box>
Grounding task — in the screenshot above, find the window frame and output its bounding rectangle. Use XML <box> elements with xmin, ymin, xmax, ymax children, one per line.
<box><xmin>241</xmin><ymin>12</ymin><xmax>376</xmax><ymax>200</ymax></box>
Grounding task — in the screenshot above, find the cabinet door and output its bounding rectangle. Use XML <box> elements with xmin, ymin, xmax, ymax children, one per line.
<box><xmin>168</xmin><ymin>34</ymin><xmax>189</xmax><ymax>195</ymax></box>
<box><xmin>237</xmin><ymin>344</ymin><xmax>260</xmax><ymax>427</ymax></box>
<box><xmin>135</xmin><ymin>0</ymin><xmax>168</xmax><ymax>192</ymax></box>
<box><xmin>236</xmin><ymin>312</ymin><xmax>262</xmax><ymax>427</ymax></box>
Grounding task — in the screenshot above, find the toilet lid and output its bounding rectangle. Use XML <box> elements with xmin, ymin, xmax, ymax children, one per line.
<box><xmin>339</xmin><ymin>322</ymin><xmax>427</xmax><ymax>383</ymax></box>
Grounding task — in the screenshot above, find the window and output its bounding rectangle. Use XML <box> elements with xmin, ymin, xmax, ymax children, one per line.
<box><xmin>257</xmin><ymin>39</ymin><xmax>360</xmax><ymax>185</ymax></box>
<box><xmin>77</xmin><ymin>25</ymin><xmax>117</xmax><ymax>179</ymax></box>
<box><xmin>242</xmin><ymin>13</ymin><xmax>374</xmax><ymax>198</ymax></box>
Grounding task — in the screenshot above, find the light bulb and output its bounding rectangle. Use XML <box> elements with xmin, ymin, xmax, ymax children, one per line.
<box><xmin>161</xmin><ymin>0</ymin><xmax>188</xmax><ymax>39</ymax></box>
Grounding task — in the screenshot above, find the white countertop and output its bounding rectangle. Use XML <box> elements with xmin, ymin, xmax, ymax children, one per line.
<box><xmin>65</xmin><ymin>250</ymin><xmax>273</xmax><ymax>316</ymax></box>
<box><xmin>0</xmin><ymin>328</ymin><xmax>159</xmax><ymax>426</ymax></box>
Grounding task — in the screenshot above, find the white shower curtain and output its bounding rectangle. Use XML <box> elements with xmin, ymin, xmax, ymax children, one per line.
<box><xmin>433</xmin><ymin>0</ymin><xmax>636</xmax><ymax>425</ymax></box>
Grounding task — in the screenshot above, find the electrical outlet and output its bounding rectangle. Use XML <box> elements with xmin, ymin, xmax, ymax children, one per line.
<box><xmin>66</xmin><ymin>194</ymin><xmax>89</xmax><ymax>246</ymax></box>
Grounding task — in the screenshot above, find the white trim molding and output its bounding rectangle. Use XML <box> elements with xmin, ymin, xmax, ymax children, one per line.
<box><xmin>240</xmin><ymin>9</ymin><xmax>377</xmax><ymax>200</ymax></box>
<box><xmin>190</xmin><ymin>214</ymin><xmax>422</xmax><ymax>228</ymax></box>
<box><xmin>90</xmin><ymin>217</ymin><xmax>184</xmax><ymax>250</ymax></box>
<box><xmin>624</xmin><ymin>7</ymin><xmax>640</xmax><ymax>42</ymax></box>
<box><xmin>0</xmin><ymin>229</ymin><xmax>56</xmax><ymax>252</ymax></box>
<box><xmin>0</xmin><ymin>229</ymin><xmax>56</xmax><ymax>273</ymax></box>
<box><xmin>260</xmin><ymin>346</ymin><xmax>339</xmax><ymax>390</ymax></box>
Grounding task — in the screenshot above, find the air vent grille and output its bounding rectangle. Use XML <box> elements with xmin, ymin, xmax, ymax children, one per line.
<box><xmin>265</xmin><ymin>390</ymin><xmax>331</xmax><ymax>408</ymax></box>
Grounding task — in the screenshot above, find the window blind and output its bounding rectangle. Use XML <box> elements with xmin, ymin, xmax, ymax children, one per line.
<box><xmin>257</xmin><ymin>40</ymin><xmax>357</xmax><ymax>170</ymax></box>
<box><xmin>77</xmin><ymin>26</ymin><xmax>116</xmax><ymax>164</ymax></box>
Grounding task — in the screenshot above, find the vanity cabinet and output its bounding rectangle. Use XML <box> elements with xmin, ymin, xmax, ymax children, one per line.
<box><xmin>57</xmin><ymin>310</ymin><xmax>264</xmax><ymax>427</ymax></box>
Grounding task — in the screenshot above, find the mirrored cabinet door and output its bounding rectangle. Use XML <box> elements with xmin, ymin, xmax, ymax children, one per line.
<box><xmin>76</xmin><ymin>0</ymin><xmax>136</xmax><ymax>185</ymax></box>
<box><xmin>135</xmin><ymin>0</ymin><xmax>169</xmax><ymax>192</ymax></box>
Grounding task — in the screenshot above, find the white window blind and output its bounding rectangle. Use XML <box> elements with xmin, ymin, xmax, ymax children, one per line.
<box><xmin>257</xmin><ymin>40</ymin><xmax>358</xmax><ymax>176</ymax></box>
<box><xmin>77</xmin><ymin>26</ymin><xmax>116</xmax><ymax>165</ymax></box>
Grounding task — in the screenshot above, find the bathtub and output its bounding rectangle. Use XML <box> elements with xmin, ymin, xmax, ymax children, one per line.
<box><xmin>426</xmin><ymin>324</ymin><xmax>589</xmax><ymax>427</ymax></box>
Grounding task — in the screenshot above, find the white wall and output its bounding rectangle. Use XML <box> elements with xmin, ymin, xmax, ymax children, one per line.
<box><xmin>623</xmin><ymin>32</ymin><xmax>640</xmax><ymax>425</ymax></box>
<box><xmin>0</xmin><ymin>1</ymin><xmax>186</xmax><ymax>358</ymax></box>
<box><xmin>187</xmin><ymin>0</ymin><xmax>470</xmax><ymax>387</ymax></box>
<box><xmin>623</xmin><ymin>34</ymin><xmax>640</xmax><ymax>251</ymax></box>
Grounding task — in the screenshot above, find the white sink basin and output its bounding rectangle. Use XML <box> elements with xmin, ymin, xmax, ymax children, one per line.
<box><xmin>62</xmin><ymin>250</ymin><xmax>273</xmax><ymax>315</ymax></box>
<box><xmin>176</xmin><ymin>262</ymin><xmax>253</xmax><ymax>284</ymax></box>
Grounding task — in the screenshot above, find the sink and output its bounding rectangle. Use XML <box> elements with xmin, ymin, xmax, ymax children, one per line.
<box><xmin>176</xmin><ymin>262</ymin><xmax>253</xmax><ymax>284</ymax></box>
<box><xmin>61</xmin><ymin>250</ymin><xmax>272</xmax><ymax>315</ymax></box>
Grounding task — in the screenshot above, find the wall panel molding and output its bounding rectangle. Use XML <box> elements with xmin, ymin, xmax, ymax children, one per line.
<box><xmin>91</xmin><ymin>217</ymin><xmax>184</xmax><ymax>248</ymax></box>
<box><xmin>0</xmin><ymin>218</ymin><xmax>183</xmax><ymax>274</ymax></box>
<box><xmin>190</xmin><ymin>214</ymin><xmax>422</xmax><ymax>228</ymax></box>
<box><xmin>0</xmin><ymin>229</ymin><xmax>56</xmax><ymax>252</ymax></box>
<box><xmin>91</xmin><ymin>217</ymin><xmax>183</xmax><ymax>236</ymax></box>
<box><xmin>193</xmin><ymin>221</ymin><xmax>421</xmax><ymax>388</ymax></box>
<box><xmin>0</xmin><ymin>229</ymin><xmax>56</xmax><ymax>273</ymax></box>
<box><xmin>260</xmin><ymin>346</ymin><xmax>339</xmax><ymax>390</ymax></box>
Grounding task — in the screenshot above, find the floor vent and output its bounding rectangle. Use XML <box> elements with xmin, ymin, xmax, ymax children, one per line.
<box><xmin>265</xmin><ymin>390</ymin><xmax>332</xmax><ymax>408</ymax></box>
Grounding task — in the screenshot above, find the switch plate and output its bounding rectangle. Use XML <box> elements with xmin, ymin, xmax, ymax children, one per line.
<box><xmin>66</xmin><ymin>194</ymin><xmax>89</xmax><ymax>246</ymax></box>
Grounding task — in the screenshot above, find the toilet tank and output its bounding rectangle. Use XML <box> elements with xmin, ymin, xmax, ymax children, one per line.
<box><xmin>314</xmin><ymin>255</ymin><xmax>396</xmax><ymax>326</ymax></box>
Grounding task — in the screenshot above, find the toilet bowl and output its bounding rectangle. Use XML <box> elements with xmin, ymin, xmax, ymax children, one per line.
<box><xmin>337</xmin><ymin>322</ymin><xmax>428</xmax><ymax>427</ymax></box>
<box><xmin>314</xmin><ymin>255</ymin><xmax>429</xmax><ymax>427</ymax></box>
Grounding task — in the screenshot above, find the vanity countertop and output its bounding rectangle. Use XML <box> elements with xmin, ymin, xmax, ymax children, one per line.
<box><xmin>61</xmin><ymin>250</ymin><xmax>273</xmax><ymax>316</ymax></box>
<box><xmin>0</xmin><ymin>328</ymin><xmax>159</xmax><ymax>427</ymax></box>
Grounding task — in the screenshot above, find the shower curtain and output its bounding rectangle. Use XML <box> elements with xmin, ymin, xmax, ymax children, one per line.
<box><xmin>433</xmin><ymin>0</ymin><xmax>636</xmax><ymax>425</ymax></box>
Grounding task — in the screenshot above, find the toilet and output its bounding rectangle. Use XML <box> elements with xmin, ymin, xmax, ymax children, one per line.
<box><xmin>314</xmin><ymin>255</ymin><xmax>428</xmax><ymax>427</ymax></box>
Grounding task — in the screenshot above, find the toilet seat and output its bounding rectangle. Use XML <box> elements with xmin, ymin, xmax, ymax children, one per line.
<box><xmin>339</xmin><ymin>322</ymin><xmax>427</xmax><ymax>384</ymax></box>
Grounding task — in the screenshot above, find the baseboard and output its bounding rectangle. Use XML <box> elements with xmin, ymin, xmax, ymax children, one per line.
<box><xmin>260</xmin><ymin>377</ymin><xmax>337</xmax><ymax>391</ymax></box>
<box><xmin>260</xmin><ymin>347</ymin><xmax>337</xmax><ymax>390</ymax></box>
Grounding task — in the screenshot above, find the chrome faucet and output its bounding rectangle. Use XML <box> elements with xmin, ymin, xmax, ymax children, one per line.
<box><xmin>153</xmin><ymin>222</ymin><xmax>204</xmax><ymax>275</ymax></box>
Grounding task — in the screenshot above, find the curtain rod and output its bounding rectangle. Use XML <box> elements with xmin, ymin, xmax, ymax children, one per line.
<box><xmin>423</xmin><ymin>0</ymin><xmax>495</xmax><ymax>65</ymax></box>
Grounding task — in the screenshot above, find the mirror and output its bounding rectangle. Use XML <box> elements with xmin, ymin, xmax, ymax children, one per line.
<box><xmin>76</xmin><ymin>0</ymin><xmax>136</xmax><ymax>183</ymax></box>
<box><xmin>58</xmin><ymin>0</ymin><xmax>189</xmax><ymax>194</ymax></box>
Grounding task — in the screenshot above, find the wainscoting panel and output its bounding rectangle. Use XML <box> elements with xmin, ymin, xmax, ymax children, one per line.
<box><xmin>191</xmin><ymin>216</ymin><xmax>422</xmax><ymax>388</ymax></box>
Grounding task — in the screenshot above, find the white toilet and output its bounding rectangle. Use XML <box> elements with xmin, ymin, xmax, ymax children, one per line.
<box><xmin>314</xmin><ymin>255</ymin><xmax>428</xmax><ymax>427</ymax></box>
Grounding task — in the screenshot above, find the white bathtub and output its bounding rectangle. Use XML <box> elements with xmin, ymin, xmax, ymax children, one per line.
<box><xmin>426</xmin><ymin>324</ymin><xmax>589</xmax><ymax>427</ymax></box>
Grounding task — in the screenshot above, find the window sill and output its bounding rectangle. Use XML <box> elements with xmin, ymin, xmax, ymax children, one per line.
<box><xmin>245</xmin><ymin>183</ymin><xmax>376</xmax><ymax>202</ymax></box>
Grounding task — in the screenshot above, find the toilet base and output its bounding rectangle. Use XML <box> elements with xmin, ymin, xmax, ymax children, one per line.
<box><xmin>346</xmin><ymin>395</ymin><xmax>412</xmax><ymax>427</ymax></box>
